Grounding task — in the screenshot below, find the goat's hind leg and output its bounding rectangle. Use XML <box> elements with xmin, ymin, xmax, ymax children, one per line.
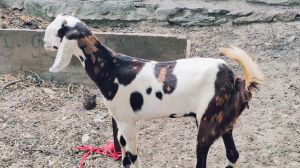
<box><xmin>117</xmin><ymin>121</ymin><xmax>142</xmax><ymax>168</ymax></box>
<box><xmin>222</xmin><ymin>129</ymin><xmax>239</xmax><ymax>168</ymax></box>
<box><xmin>196</xmin><ymin>140</ymin><xmax>213</xmax><ymax>168</ymax></box>
<box><xmin>196</xmin><ymin>120</ymin><xmax>220</xmax><ymax>168</ymax></box>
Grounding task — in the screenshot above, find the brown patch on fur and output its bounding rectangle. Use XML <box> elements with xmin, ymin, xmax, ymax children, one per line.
<box><xmin>215</xmin><ymin>96</ymin><xmax>224</xmax><ymax>106</ymax></box>
<box><xmin>78</xmin><ymin>36</ymin><xmax>98</xmax><ymax>55</ymax></box>
<box><xmin>215</xmin><ymin>112</ymin><xmax>223</xmax><ymax>123</ymax></box>
<box><xmin>154</xmin><ymin>62</ymin><xmax>177</xmax><ymax>94</ymax></box>
<box><xmin>84</xmin><ymin>45</ymin><xmax>97</xmax><ymax>55</ymax></box>
<box><xmin>158</xmin><ymin>67</ymin><xmax>167</xmax><ymax>83</ymax></box>
<box><xmin>86</xmin><ymin>35</ymin><xmax>98</xmax><ymax>45</ymax></box>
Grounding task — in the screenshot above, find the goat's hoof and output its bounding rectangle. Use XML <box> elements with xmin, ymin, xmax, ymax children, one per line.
<box><xmin>225</xmin><ymin>160</ymin><xmax>236</xmax><ymax>168</ymax></box>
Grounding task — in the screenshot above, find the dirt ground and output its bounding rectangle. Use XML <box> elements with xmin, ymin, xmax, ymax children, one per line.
<box><xmin>0</xmin><ymin>8</ymin><xmax>300</xmax><ymax>168</ymax></box>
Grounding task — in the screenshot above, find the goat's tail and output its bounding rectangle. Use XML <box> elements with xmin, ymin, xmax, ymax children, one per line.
<box><xmin>219</xmin><ymin>46</ymin><xmax>264</xmax><ymax>91</ymax></box>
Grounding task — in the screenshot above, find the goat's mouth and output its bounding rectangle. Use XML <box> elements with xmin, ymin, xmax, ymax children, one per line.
<box><xmin>44</xmin><ymin>45</ymin><xmax>58</xmax><ymax>51</ymax></box>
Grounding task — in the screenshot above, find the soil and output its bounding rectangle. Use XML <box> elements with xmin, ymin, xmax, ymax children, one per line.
<box><xmin>0</xmin><ymin>7</ymin><xmax>299</xmax><ymax>168</ymax></box>
<box><xmin>0</xmin><ymin>8</ymin><xmax>48</xmax><ymax>29</ymax></box>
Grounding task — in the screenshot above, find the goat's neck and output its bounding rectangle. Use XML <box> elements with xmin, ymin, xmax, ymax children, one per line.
<box><xmin>78</xmin><ymin>35</ymin><xmax>115</xmax><ymax>64</ymax></box>
<box><xmin>79</xmin><ymin>35</ymin><xmax>115</xmax><ymax>79</ymax></box>
<box><xmin>78</xmin><ymin>35</ymin><xmax>145</xmax><ymax>100</ymax></box>
<box><xmin>77</xmin><ymin>34</ymin><xmax>145</xmax><ymax>100</ymax></box>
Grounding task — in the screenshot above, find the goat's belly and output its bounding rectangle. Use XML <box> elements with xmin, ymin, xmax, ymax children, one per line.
<box><xmin>136</xmin><ymin>81</ymin><xmax>216</xmax><ymax>120</ymax></box>
<box><xmin>107</xmin><ymin>81</ymin><xmax>215</xmax><ymax>122</ymax></box>
<box><xmin>136</xmin><ymin>94</ymin><xmax>199</xmax><ymax>120</ymax></box>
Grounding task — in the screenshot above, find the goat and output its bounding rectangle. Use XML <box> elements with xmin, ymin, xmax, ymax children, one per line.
<box><xmin>43</xmin><ymin>14</ymin><xmax>264</xmax><ymax>168</ymax></box>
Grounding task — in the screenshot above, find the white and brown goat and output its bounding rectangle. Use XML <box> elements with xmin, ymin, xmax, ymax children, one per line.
<box><xmin>43</xmin><ymin>14</ymin><xmax>264</xmax><ymax>168</ymax></box>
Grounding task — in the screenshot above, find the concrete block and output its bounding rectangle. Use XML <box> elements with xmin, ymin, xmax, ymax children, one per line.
<box><xmin>0</xmin><ymin>29</ymin><xmax>190</xmax><ymax>84</ymax></box>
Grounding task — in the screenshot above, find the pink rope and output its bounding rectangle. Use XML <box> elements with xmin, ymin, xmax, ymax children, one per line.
<box><xmin>74</xmin><ymin>142</ymin><xmax>122</xmax><ymax>168</ymax></box>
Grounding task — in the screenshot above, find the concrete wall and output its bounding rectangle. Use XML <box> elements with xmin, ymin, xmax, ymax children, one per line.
<box><xmin>0</xmin><ymin>29</ymin><xmax>189</xmax><ymax>83</ymax></box>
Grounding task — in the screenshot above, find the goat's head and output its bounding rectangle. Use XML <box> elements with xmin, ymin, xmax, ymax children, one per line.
<box><xmin>44</xmin><ymin>14</ymin><xmax>90</xmax><ymax>72</ymax></box>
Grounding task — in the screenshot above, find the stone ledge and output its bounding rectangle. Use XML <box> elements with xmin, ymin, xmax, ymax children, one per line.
<box><xmin>0</xmin><ymin>29</ymin><xmax>189</xmax><ymax>83</ymax></box>
<box><xmin>246</xmin><ymin>0</ymin><xmax>300</xmax><ymax>6</ymax></box>
<box><xmin>28</xmin><ymin>0</ymin><xmax>300</xmax><ymax>26</ymax></box>
<box><xmin>1</xmin><ymin>0</ymin><xmax>299</xmax><ymax>26</ymax></box>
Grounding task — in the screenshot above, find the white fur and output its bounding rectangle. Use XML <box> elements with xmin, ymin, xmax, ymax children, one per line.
<box><xmin>49</xmin><ymin>38</ymin><xmax>75</xmax><ymax>72</ymax></box>
<box><xmin>225</xmin><ymin>160</ymin><xmax>236</xmax><ymax>168</ymax></box>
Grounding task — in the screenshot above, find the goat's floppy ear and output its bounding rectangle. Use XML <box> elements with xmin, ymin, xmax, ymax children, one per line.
<box><xmin>49</xmin><ymin>37</ymin><xmax>76</xmax><ymax>72</ymax></box>
<box><xmin>65</xmin><ymin>28</ymin><xmax>82</xmax><ymax>40</ymax></box>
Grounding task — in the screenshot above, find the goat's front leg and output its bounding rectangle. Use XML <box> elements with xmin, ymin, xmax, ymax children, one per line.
<box><xmin>112</xmin><ymin>117</ymin><xmax>121</xmax><ymax>152</ymax></box>
<box><xmin>117</xmin><ymin>121</ymin><xmax>142</xmax><ymax>168</ymax></box>
<box><xmin>222</xmin><ymin>129</ymin><xmax>239</xmax><ymax>168</ymax></box>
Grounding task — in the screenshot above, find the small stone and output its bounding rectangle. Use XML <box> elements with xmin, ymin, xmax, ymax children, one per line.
<box><xmin>207</xmin><ymin>9</ymin><xmax>229</xmax><ymax>15</ymax></box>
<box><xmin>246</xmin><ymin>0</ymin><xmax>300</xmax><ymax>6</ymax></box>
<box><xmin>274</xmin><ymin>11</ymin><xmax>297</xmax><ymax>22</ymax></box>
<box><xmin>227</xmin><ymin>10</ymin><xmax>253</xmax><ymax>17</ymax></box>
<box><xmin>59</xmin><ymin>92</ymin><xmax>65</xmax><ymax>98</ymax></box>
<box><xmin>4</xmin><ymin>74</ymin><xmax>18</xmax><ymax>81</ymax></box>
<box><xmin>215</xmin><ymin>18</ymin><xmax>228</xmax><ymax>25</ymax></box>
<box><xmin>22</xmin><ymin>132</ymin><xmax>35</xmax><ymax>138</ymax></box>
<box><xmin>43</xmin><ymin>88</ymin><xmax>55</xmax><ymax>99</ymax></box>
<box><xmin>169</xmin><ymin>13</ymin><xmax>215</xmax><ymax>26</ymax></box>
<box><xmin>82</xmin><ymin>134</ymin><xmax>90</xmax><ymax>144</ymax></box>
<box><xmin>83</xmin><ymin>92</ymin><xmax>97</xmax><ymax>110</ymax></box>
<box><xmin>287</xmin><ymin>36</ymin><xmax>297</xmax><ymax>42</ymax></box>
<box><xmin>233</xmin><ymin>12</ymin><xmax>274</xmax><ymax>24</ymax></box>
<box><xmin>93</xmin><ymin>114</ymin><xmax>105</xmax><ymax>123</ymax></box>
